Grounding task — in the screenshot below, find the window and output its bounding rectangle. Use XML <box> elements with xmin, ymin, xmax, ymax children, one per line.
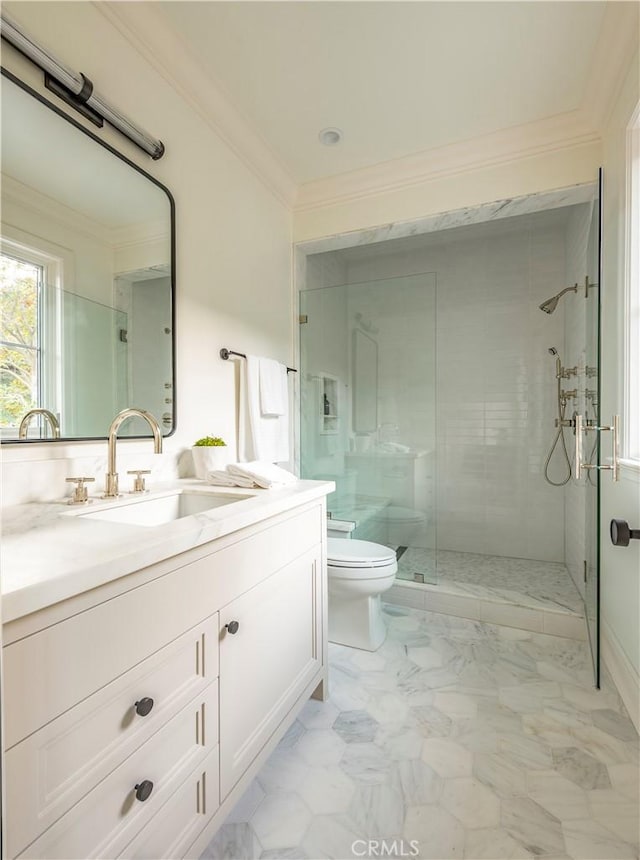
<box><xmin>624</xmin><ymin>103</ymin><xmax>640</xmax><ymax>464</ymax></box>
<box><xmin>0</xmin><ymin>239</ymin><xmax>61</xmax><ymax>437</ymax></box>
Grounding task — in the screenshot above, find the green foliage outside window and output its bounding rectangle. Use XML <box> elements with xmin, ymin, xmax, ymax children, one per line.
<box><xmin>0</xmin><ymin>255</ymin><xmax>40</xmax><ymax>428</ymax></box>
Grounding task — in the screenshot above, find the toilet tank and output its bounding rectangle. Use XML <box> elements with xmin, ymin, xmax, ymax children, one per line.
<box><xmin>327</xmin><ymin>517</ymin><xmax>355</xmax><ymax>540</ymax></box>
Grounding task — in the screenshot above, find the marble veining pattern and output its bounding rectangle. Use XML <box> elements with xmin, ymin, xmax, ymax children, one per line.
<box><xmin>397</xmin><ymin>548</ymin><xmax>584</xmax><ymax>617</ymax></box>
<box><xmin>202</xmin><ymin>606</ymin><xmax>638</xmax><ymax>860</ymax></box>
<box><xmin>296</xmin><ymin>185</ymin><xmax>596</xmax><ymax>256</ymax></box>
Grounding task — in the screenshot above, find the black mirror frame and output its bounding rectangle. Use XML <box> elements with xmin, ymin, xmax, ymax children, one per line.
<box><xmin>0</xmin><ymin>66</ymin><xmax>176</xmax><ymax>443</ymax></box>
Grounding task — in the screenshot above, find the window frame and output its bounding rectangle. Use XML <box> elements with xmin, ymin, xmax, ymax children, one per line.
<box><xmin>0</xmin><ymin>236</ymin><xmax>62</xmax><ymax>438</ymax></box>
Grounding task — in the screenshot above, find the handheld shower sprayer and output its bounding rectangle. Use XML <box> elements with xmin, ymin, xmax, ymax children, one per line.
<box><xmin>544</xmin><ymin>347</ymin><xmax>572</xmax><ymax>485</ymax></box>
<box><xmin>548</xmin><ymin>347</ymin><xmax>561</xmax><ymax>379</ymax></box>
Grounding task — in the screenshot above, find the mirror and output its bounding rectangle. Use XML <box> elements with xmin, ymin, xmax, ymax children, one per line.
<box><xmin>0</xmin><ymin>70</ymin><xmax>175</xmax><ymax>442</ymax></box>
<box><xmin>352</xmin><ymin>329</ymin><xmax>378</xmax><ymax>433</ymax></box>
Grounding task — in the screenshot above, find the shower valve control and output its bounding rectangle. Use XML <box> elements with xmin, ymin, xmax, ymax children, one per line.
<box><xmin>610</xmin><ymin>520</ymin><xmax>640</xmax><ymax>547</ymax></box>
<box><xmin>561</xmin><ymin>366</ymin><xmax>578</xmax><ymax>379</ymax></box>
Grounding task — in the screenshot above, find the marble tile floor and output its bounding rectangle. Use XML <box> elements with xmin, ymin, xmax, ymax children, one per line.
<box><xmin>396</xmin><ymin>548</ymin><xmax>584</xmax><ymax>618</ymax></box>
<box><xmin>202</xmin><ymin>605</ymin><xmax>638</xmax><ymax>860</ymax></box>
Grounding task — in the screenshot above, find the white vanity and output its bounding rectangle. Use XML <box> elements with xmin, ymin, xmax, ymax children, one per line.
<box><xmin>1</xmin><ymin>480</ymin><xmax>333</xmax><ymax>859</ymax></box>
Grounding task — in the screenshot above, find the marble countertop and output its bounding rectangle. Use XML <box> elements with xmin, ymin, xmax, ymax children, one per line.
<box><xmin>1</xmin><ymin>479</ymin><xmax>334</xmax><ymax>624</ymax></box>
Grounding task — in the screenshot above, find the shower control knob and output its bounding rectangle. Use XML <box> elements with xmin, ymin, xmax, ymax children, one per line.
<box><xmin>225</xmin><ymin>620</ymin><xmax>240</xmax><ymax>635</ymax></box>
<box><xmin>610</xmin><ymin>520</ymin><xmax>640</xmax><ymax>547</ymax></box>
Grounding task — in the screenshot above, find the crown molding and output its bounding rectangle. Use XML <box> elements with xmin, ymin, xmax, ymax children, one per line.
<box><xmin>2</xmin><ymin>174</ymin><xmax>167</xmax><ymax>251</ymax></box>
<box><xmin>295</xmin><ymin>110</ymin><xmax>599</xmax><ymax>212</ymax></box>
<box><xmin>110</xmin><ymin>220</ymin><xmax>169</xmax><ymax>250</ymax></box>
<box><xmin>95</xmin><ymin>2</ymin><xmax>297</xmax><ymax>210</ymax></box>
<box><xmin>582</xmin><ymin>1</ymin><xmax>640</xmax><ymax>134</ymax></box>
<box><xmin>1</xmin><ymin>174</ymin><xmax>112</xmax><ymax>245</ymax></box>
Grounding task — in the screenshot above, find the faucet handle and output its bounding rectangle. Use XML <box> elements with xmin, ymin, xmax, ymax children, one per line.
<box><xmin>127</xmin><ymin>470</ymin><xmax>151</xmax><ymax>494</ymax></box>
<box><xmin>66</xmin><ymin>476</ymin><xmax>95</xmax><ymax>505</ymax></box>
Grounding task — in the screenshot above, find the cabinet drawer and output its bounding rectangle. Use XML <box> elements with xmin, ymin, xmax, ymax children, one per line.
<box><xmin>120</xmin><ymin>747</ymin><xmax>219</xmax><ymax>860</ymax></box>
<box><xmin>4</xmin><ymin>570</ymin><xmax>218</xmax><ymax>748</ymax></box>
<box><xmin>17</xmin><ymin>682</ymin><xmax>218</xmax><ymax>860</ymax></box>
<box><xmin>6</xmin><ymin>616</ymin><xmax>218</xmax><ymax>859</ymax></box>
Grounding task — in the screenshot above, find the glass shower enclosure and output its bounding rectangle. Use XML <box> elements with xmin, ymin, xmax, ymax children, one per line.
<box><xmin>300</xmin><ymin>273</ymin><xmax>437</xmax><ymax>577</ymax></box>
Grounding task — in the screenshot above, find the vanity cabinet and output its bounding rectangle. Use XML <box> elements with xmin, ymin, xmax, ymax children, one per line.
<box><xmin>2</xmin><ymin>497</ymin><xmax>328</xmax><ymax>860</ymax></box>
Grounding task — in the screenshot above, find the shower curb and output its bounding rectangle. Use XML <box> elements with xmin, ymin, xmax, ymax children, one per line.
<box><xmin>385</xmin><ymin>580</ymin><xmax>586</xmax><ymax>640</ymax></box>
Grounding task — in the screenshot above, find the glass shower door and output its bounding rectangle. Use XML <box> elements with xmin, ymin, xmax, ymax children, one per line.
<box><xmin>299</xmin><ymin>274</ymin><xmax>437</xmax><ymax>579</ymax></box>
<box><xmin>583</xmin><ymin>169</ymin><xmax>603</xmax><ymax>686</ymax></box>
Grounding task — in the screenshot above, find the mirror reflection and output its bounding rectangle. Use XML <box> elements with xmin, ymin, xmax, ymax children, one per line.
<box><xmin>0</xmin><ymin>72</ymin><xmax>174</xmax><ymax>441</ymax></box>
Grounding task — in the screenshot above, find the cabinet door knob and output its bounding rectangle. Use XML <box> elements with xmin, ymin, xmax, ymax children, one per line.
<box><xmin>134</xmin><ymin>697</ymin><xmax>154</xmax><ymax>717</ymax></box>
<box><xmin>134</xmin><ymin>780</ymin><xmax>154</xmax><ymax>802</ymax></box>
<box><xmin>225</xmin><ymin>620</ymin><xmax>240</xmax><ymax>634</ymax></box>
<box><xmin>610</xmin><ymin>519</ymin><xmax>640</xmax><ymax>547</ymax></box>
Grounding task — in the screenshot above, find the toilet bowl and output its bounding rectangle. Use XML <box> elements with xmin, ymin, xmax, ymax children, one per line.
<box><xmin>327</xmin><ymin>538</ymin><xmax>397</xmax><ymax>651</ymax></box>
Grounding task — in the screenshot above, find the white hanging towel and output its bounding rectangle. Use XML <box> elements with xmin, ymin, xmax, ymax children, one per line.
<box><xmin>239</xmin><ymin>355</ymin><xmax>290</xmax><ymax>463</ymax></box>
<box><xmin>227</xmin><ymin>461</ymin><xmax>297</xmax><ymax>489</ymax></box>
<box><xmin>259</xmin><ymin>358</ymin><xmax>287</xmax><ymax>416</ymax></box>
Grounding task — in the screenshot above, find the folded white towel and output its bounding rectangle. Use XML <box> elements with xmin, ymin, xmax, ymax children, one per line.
<box><xmin>227</xmin><ymin>461</ymin><xmax>297</xmax><ymax>490</ymax></box>
<box><xmin>206</xmin><ymin>470</ymin><xmax>256</xmax><ymax>488</ymax></box>
<box><xmin>259</xmin><ymin>358</ymin><xmax>287</xmax><ymax>417</ymax></box>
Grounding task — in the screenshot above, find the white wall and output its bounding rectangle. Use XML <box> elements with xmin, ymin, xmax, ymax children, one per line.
<box><xmin>343</xmin><ymin>213</ymin><xmax>569</xmax><ymax>561</ymax></box>
<box><xmin>600</xmin><ymin>49</ymin><xmax>640</xmax><ymax>719</ymax></box>
<box><xmin>1</xmin><ymin>1</ymin><xmax>292</xmax><ymax>502</ymax></box>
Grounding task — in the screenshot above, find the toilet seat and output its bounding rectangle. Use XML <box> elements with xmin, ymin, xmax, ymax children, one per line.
<box><xmin>327</xmin><ymin>538</ymin><xmax>396</xmax><ymax>567</ymax></box>
<box><xmin>327</xmin><ymin>538</ymin><xmax>397</xmax><ymax>580</ymax></box>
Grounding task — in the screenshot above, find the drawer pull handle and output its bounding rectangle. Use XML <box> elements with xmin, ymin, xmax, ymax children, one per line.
<box><xmin>134</xmin><ymin>780</ymin><xmax>154</xmax><ymax>802</ymax></box>
<box><xmin>225</xmin><ymin>620</ymin><xmax>240</xmax><ymax>635</ymax></box>
<box><xmin>135</xmin><ymin>697</ymin><xmax>154</xmax><ymax>717</ymax></box>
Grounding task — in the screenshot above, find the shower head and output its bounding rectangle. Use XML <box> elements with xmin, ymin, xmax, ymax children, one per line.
<box><xmin>540</xmin><ymin>296</ymin><xmax>560</xmax><ymax>314</ymax></box>
<box><xmin>539</xmin><ymin>284</ymin><xmax>579</xmax><ymax>315</ymax></box>
<box><xmin>548</xmin><ymin>347</ymin><xmax>562</xmax><ymax>378</ymax></box>
<box><xmin>548</xmin><ymin>347</ymin><xmax>558</xmax><ymax>356</ymax></box>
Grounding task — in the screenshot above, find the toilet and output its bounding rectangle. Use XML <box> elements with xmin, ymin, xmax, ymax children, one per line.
<box><xmin>327</xmin><ymin>537</ymin><xmax>397</xmax><ymax>651</ymax></box>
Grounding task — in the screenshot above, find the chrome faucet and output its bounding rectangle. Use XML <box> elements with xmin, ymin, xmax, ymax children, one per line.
<box><xmin>18</xmin><ymin>408</ymin><xmax>60</xmax><ymax>440</ymax></box>
<box><xmin>104</xmin><ymin>408</ymin><xmax>162</xmax><ymax>498</ymax></box>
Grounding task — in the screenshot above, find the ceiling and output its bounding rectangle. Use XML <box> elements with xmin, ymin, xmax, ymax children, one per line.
<box><xmin>156</xmin><ymin>1</ymin><xmax>607</xmax><ymax>185</ymax></box>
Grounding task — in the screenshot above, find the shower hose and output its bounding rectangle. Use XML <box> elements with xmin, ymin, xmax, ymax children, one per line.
<box><xmin>544</xmin><ymin>381</ymin><xmax>572</xmax><ymax>486</ymax></box>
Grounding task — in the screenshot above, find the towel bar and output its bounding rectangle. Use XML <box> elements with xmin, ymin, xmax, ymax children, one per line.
<box><xmin>219</xmin><ymin>348</ymin><xmax>297</xmax><ymax>373</ymax></box>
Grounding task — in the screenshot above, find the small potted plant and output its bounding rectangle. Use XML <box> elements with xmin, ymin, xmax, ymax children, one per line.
<box><xmin>192</xmin><ymin>435</ymin><xmax>228</xmax><ymax>479</ymax></box>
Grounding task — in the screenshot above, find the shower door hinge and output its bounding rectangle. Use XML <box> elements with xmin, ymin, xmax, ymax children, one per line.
<box><xmin>299</xmin><ymin>314</ymin><xmax>308</xmax><ymax>324</ymax></box>
<box><xmin>583</xmin><ymin>560</ymin><xmax>587</xmax><ymax>583</ymax></box>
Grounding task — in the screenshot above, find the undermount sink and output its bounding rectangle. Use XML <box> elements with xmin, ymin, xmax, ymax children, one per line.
<box><xmin>76</xmin><ymin>491</ymin><xmax>251</xmax><ymax>527</ymax></box>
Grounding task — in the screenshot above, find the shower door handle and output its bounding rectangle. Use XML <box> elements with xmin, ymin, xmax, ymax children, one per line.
<box><xmin>574</xmin><ymin>414</ymin><xmax>619</xmax><ymax>482</ymax></box>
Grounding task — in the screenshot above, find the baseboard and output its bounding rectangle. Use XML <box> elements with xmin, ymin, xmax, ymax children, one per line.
<box><xmin>601</xmin><ymin>619</ymin><xmax>640</xmax><ymax>733</ymax></box>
